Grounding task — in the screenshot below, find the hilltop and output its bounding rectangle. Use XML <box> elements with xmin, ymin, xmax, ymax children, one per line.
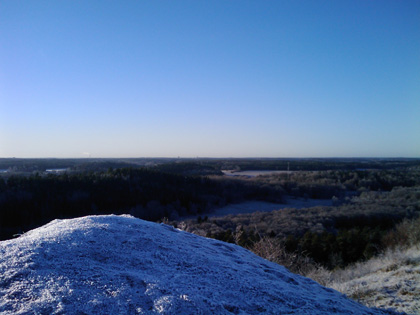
<box><xmin>0</xmin><ymin>215</ymin><xmax>398</xmax><ymax>314</ymax></box>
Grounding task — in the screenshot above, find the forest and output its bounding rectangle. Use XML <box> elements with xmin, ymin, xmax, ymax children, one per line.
<box><xmin>178</xmin><ymin>168</ymin><xmax>420</xmax><ymax>270</ymax></box>
<box><xmin>0</xmin><ymin>158</ymin><xmax>419</xmax><ymax>270</ymax></box>
<box><xmin>0</xmin><ymin>166</ymin><xmax>282</xmax><ymax>240</ymax></box>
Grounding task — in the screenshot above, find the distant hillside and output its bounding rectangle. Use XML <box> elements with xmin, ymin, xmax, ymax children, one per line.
<box><xmin>0</xmin><ymin>215</ymin><xmax>398</xmax><ymax>314</ymax></box>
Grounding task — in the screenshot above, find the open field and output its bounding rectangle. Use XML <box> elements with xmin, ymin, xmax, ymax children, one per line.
<box><xmin>181</xmin><ymin>196</ymin><xmax>332</xmax><ymax>220</ymax></box>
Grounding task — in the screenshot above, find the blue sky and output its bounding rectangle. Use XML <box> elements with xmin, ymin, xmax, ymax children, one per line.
<box><xmin>1</xmin><ymin>0</ymin><xmax>419</xmax><ymax>158</ymax></box>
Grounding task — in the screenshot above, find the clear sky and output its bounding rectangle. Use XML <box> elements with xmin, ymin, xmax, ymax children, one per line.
<box><xmin>1</xmin><ymin>0</ymin><xmax>419</xmax><ymax>158</ymax></box>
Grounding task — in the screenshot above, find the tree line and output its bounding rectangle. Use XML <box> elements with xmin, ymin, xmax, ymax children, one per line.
<box><xmin>0</xmin><ymin>167</ymin><xmax>283</xmax><ymax>241</ymax></box>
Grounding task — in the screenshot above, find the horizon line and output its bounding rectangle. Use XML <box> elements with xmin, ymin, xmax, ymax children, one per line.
<box><xmin>1</xmin><ymin>156</ymin><xmax>420</xmax><ymax>160</ymax></box>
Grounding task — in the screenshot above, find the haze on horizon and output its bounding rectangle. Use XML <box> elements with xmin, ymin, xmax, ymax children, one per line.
<box><xmin>1</xmin><ymin>1</ymin><xmax>419</xmax><ymax>159</ymax></box>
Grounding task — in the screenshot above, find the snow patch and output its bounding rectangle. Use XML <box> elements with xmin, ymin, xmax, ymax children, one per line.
<box><xmin>0</xmin><ymin>215</ymin><xmax>397</xmax><ymax>314</ymax></box>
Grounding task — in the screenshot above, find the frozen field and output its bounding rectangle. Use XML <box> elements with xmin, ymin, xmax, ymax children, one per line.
<box><xmin>209</xmin><ymin>197</ymin><xmax>332</xmax><ymax>217</ymax></box>
<box><xmin>222</xmin><ymin>170</ymin><xmax>292</xmax><ymax>177</ymax></box>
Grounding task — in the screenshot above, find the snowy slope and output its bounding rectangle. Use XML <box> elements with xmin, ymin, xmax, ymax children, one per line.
<box><xmin>329</xmin><ymin>247</ymin><xmax>420</xmax><ymax>315</ymax></box>
<box><xmin>0</xmin><ymin>215</ymin><xmax>397</xmax><ymax>314</ymax></box>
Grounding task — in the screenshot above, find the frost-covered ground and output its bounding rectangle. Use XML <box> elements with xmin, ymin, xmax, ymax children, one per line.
<box><xmin>326</xmin><ymin>246</ymin><xmax>420</xmax><ymax>315</ymax></box>
<box><xmin>0</xmin><ymin>215</ymin><xmax>398</xmax><ymax>314</ymax></box>
<box><xmin>208</xmin><ymin>197</ymin><xmax>332</xmax><ymax>217</ymax></box>
<box><xmin>222</xmin><ymin>170</ymin><xmax>291</xmax><ymax>177</ymax></box>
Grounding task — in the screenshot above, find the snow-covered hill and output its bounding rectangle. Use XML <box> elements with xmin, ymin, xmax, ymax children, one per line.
<box><xmin>0</xmin><ymin>215</ymin><xmax>397</xmax><ymax>314</ymax></box>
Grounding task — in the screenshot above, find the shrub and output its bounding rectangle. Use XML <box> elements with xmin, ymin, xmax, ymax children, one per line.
<box><xmin>382</xmin><ymin>217</ymin><xmax>420</xmax><ymax>249</ymax></box>
<box><xmin>248</xmin><ymin>236</ymin><xmax>321</xmax><ymax>277</ymax></box>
